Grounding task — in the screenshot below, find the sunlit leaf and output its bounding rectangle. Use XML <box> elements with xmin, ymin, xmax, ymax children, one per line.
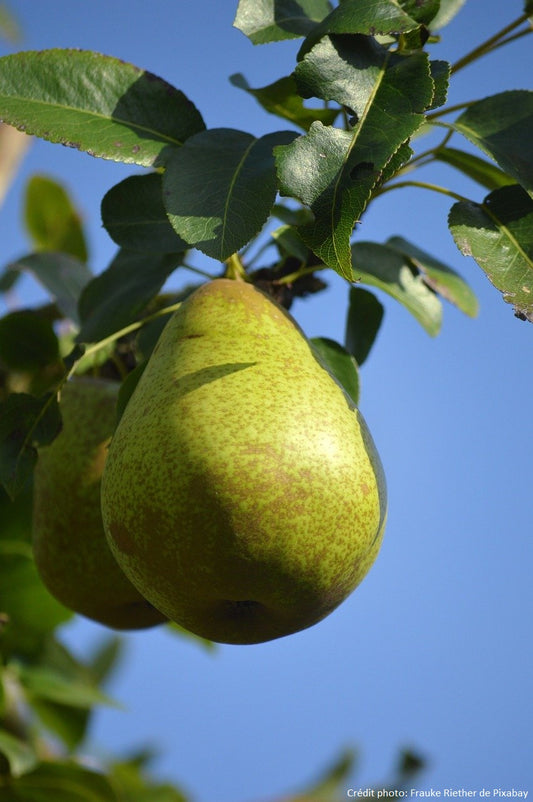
<box><xmin>352</xmin><ymin>241</ymin><xmax>442</xmax><ymax>335</ymax></box>
<box><xmin>434</xmin><ymin>146</ymin><xmax>516</xmax><ymax>191</ymax></box>
<box><xmin>229</xmin><ymin>73</ymin><xmax>338</xmax><ymax>131</ymax></box>
<box><xmin>453</xmin><ymin>91</ymin><xmax>533</xmax><ymax>197</ymax></box>
<box><xmin>164</xmin><ymin>128</ymin><xmax>296</xmax><ymax>260</ymax></box>
<box><xmin>234</xmin><ymin>0</ymin><xmax>333</xmax><ymax>44</ymax></box>
<box><xmin>298</xmin><ymin>0</ymin><xmax>419</xmax><ymax>58</ymax></box>
<box><xmin>449</xmin><ymin>184</ymin><xmax>533</xmax><ymax>320</ymax></box>
<box><xmin>429</xmin><ymin>0</ymin><xmax>467</xmax><ymax>30</ymax></box>
<box><xmin>0</xmin><ymin>49</ymin><xmax>205</xmax><ymax>166</ymax></box>
<box><xmin>386</xmin><ymin>235</ymin><xmax>479</xmax><ymax>316</ymax></box>
<box><xmin>276</xmin><ymin>36</ymin><xmax>433</xmax><ymax>278</ymax></box>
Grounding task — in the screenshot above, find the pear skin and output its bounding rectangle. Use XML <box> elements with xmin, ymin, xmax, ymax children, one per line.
<box><xmin>32</xmin><ymin>377</ymin><xmax>166</xmax><ymax>630</ymax></box>
<box><xmin>101</xmin><ymin>280</ymin><xmax>387</xmax><ymax>644</ymax></box>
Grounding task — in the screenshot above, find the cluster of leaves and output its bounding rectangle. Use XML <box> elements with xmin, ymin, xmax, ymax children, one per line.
<box><xmin>0</xmin><ymin>0</ymin><xmax>531</xmax><ymax>798</ymax></box>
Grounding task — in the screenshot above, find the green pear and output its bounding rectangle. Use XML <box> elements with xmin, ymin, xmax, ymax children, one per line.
<box><xmin>32</xmin><ymin>377</ymin><xmax>167</xmax><ymax>630</ymax></box>
<box><xmin>101</xmin><ymin>279</ymin><xmax>387</xmax><ymax>644</ymax></box>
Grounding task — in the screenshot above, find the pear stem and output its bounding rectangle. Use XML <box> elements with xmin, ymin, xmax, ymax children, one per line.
<box><xmin>224</xmin><ymin>253</ymin><xmax>248</xmax><ymax>281</ymax></box>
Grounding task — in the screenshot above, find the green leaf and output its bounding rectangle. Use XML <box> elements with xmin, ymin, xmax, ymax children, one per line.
<box><xmin>166</xmin><ymin>622</ymin><xmax>217</xmax><ymax>653</ymax></box>
<box><xmin>17</xmin><ymin>665</ymin><xmax>118</xmax><ymax>710</ymax></box>
<box><xmin>294</xmin><ymin>747</ymin><xmax>357</xmax><ymax>800</ymax></box>
<box><xmin>233</xmin><ymin>0</ymin><xmax>333</xmax><ymax>44</ymax></box>
<box><xmin>344</xmin><ymin>286</ymin><xmax>384</xmax><ymax>366</ymax></box>
<box><xmin>101</xmin><ymin>173</ymin><xmax>189</xmax><ymax>254</ymax></box>
<box><xmin>164</xmin><ymin>128</ymin><xmax>297</xmax><ymax>261</ymax></box>
<box><xmin>298</xmin><ymin>0</ymin><xmax>419</xmax><ymax>59</ymax></box>
<box><xmin>310</xmin><ymin>337</ymin><xmax>359</xmax><ymax>404</ymax></box>
<box><xmin>276</xmin><ymin>36</ymin><xmax>433</xmax><ymax>278</ymax></box>
<box><xmin>77</xmin><ymin>250</ymin><xmax>182</xmax><ymax>343</ymax></box>
<box><xmin>0</xmin><ymin>729</ymin><xmax>38</xmax><ymax>778</ymax></box>
<box><xmin>0</xmin><ymin>761</ymin><xmax>119</xmax><ymax>802</ymax></box>
<box><xmin>398</xmin><ymin>0</ymin><xmax>440</xmax><ymax>26</ymax></box>
<box><xmin>0</xmin><ymin>541</ymin><xmax>71</xmax><ymax>658</ymax></box>
<box><xmin>24</xmin><ymin>175</ymin><xmax>88</xmax><ymax>262</ymax></box>
<box><xmin>0</xmin><ymin>310</ymin><xmax>60</xmax><ymax>371</ymax></box>
<box><xmin>8</xmin><ymin>253</ymin><xmax>93</xmax><ymax>324</ymax></box>
<box><xmin>352</xmin><ymin>241</ymin><xmax>442</xmax><ymax>335</ymax></box>
<box><xmin>428</xmin><ymin>60</ymin><xmax>450</xmax><ymax>110</ymax></box>
<box><xmin>448</xmin><ymin>184</ymin><xmax>533</xmax><ymax>320</ymax></box>
<box><xmin>229</xmin><ymin>73</ymin><xmax>338</xmax><ymax>131</ymax></box>
<box><xmin>453</xmin><ymin>91</ymin><xmax>533</xmax><ymax>197</ymax></box>
<box><xmin>434</xmin><ymin>146</ymin><xmax>516</xmax><ymax>192</ymax></box>
<box><xmin>0</xmin><ymin>49</ymin><xmax>205</xmax><ymax>167</ymax></box>
<box><xmin>386</xmin><ymin>235</ymin><xmax>479</xmax><ymax>317</ymax></box>
<box><xmin>0</xmin><ymin>392</ymin><xmax>62</xmax><ymax>499</ymax></box>
<box><xmin>429</xmin><ymin>0</ymin><xmax>467</xmax><ymax>31</ymax></box>
<box><xmin>0</xmin><ymin>479</ymin><xmax>33</xmax><ymax>542</ymax></box>
<box><xmin>271</xmin><ymin>224</ymin><xmax>311</xmax><ymax>263</ymax></box>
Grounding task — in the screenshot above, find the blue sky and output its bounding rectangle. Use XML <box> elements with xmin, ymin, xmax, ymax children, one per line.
<box><xmin>1</xmin><ymin>2</ymin><xmax>532</xmax><ymax>800</ymax></box>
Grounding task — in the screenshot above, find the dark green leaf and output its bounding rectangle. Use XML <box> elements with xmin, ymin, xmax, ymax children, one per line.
<box><xmin>0</xmin><ymin>266</ymin><xmax>19</xmax><ymax>292</ymax></box>
<box><xmin>0</xmin><ymin>392</ymin><xmax>62</xmax><ymax>499</ymax></box>
<box><xmin>277</xmin><ymin>36</ymin><xmax>433</xmax><ymax>278</ymax></box>
<box><xmin>386</xmin><ymin>235</ymin><xmax>479</xmax><ymax>317</ymax></box>
<box><xmin>398</xmin><ymin>0</ymin><xmax>440</xmax><ymax>26</ymax></box>
<box><xmin>310</xmin><ymin>337</ymin><xmax>359</xmax><ymax>404</ymax></box>
<box><xmin>0</xmin><ymin>541</ymin><xmax>71</xmax><ymax>658</ymax></box>
<box><xmin>0</xmin><ymin>479</ymin><xmax>33</xmax><ymax>542</ymax></box>
<box><xmin>115</xmin><ymin>362</ymin><xmax>148</xmax><ymax>426</ymax></box>
<box><xmin>453</xmin><ymin>91</ymin><xmax>533</xmax><ymax>197</ymax></box>
<box><xmin>0</xmin><ymin>310</ymin><xmax>59</xmax><ymax>371</ymax></box>
<box><xmin>449</xmin><ymin>185</ymin><xmax>533</xmax><ymax>320</ymax></box>
<box><xmin>526</xmin><ymin>0</ymin><xmax>533</xmax><ymax>15</ymax></box>
<box><xmin>0</xmin><ymin>730</ymin><xmax>37</xmax><ymax>778</ymax></box>
<box><xmin>77</xmin><ymin>250</ymin><xmax>182</xmax><ymax>343</ymax></box>
<box><xmin>0</xmin><ymin>49</ymin><xmax>205</xmax><ymax>167</ymax></box>
<box><xmin>345</xmin><ymin>286</ymin><xmax>384</xmax><ymax>365</ymax></box>
<box><xmin>434</xmin><ymin>146</ymin><xmax>516</xmax><ymax>191</ymax></box>
<box><xmin>229</xmin><ymin>73</ymin><xmax>338</xmax><ymax>131</ymax></box>
<box><xmin>233</xmin><ymin>0</ymin><xmax>333</xmax><ymax>44</ymax></box>
<box><xmin>8</xmin><ymin>253</ymin><xmax>92</xmax><ymax>324</ymax></box>
<box><xmin>101</xmin><ymin>173</ymin><xmax>188</xmax><ymax>253</ymax></box>
<box><xmin>298</xmin><ymin>0</ymin><xmax>419</xmax><ymax>59</ymax></box>
<box><xmin>0</xmin><ymin>761</ymin><xmax>119</xmax><ymax>802</ymax></box>
<box><xmin>24</xmin><ymin>174</ymin><xmax>88</xmax><ymax>262</ymax></box>
<box><xmin>428</xmin><ymin>60</ymin><xmax>450</xmax><ymax>110</ymax></box>
<box><xmin>271</xmin><ymin>224</ymin><xmax>311</xmax><ymax>263</ymax></box>
<box><xmin>352</xmin><ymin>241</ymin><xmax>442</xmax><ymax>335</ymax></box>
<box><xmin>164</xmin><ymin>128</ymin><xmax>297</xmax><ymax>260</ymax></box>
